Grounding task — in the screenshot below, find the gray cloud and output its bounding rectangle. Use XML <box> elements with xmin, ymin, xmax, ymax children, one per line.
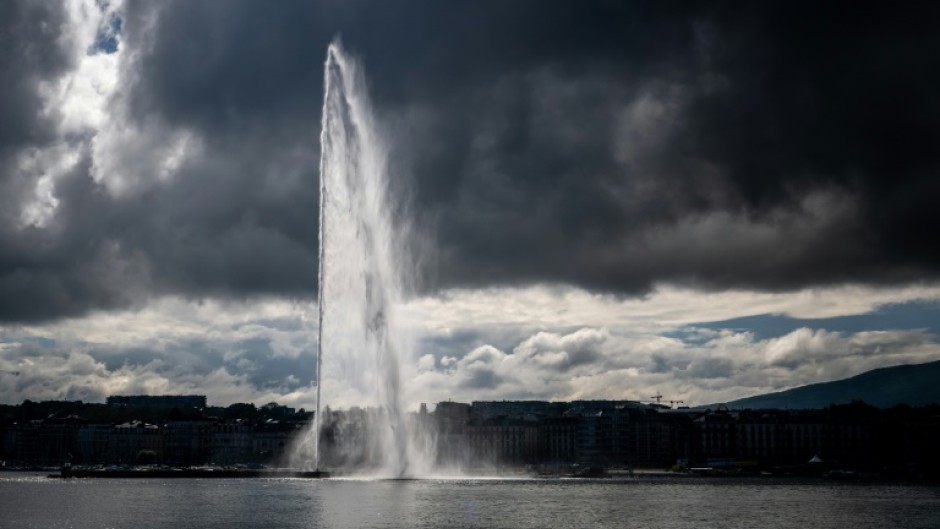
<box><xmin>0</xmin><ymin>299</ymin><xmax>317</xmax><ymax>404</ymax></box>
<box><xmin>120</xmin><ymin>1</ymin><xmax>326</xmax><ymax>134</ymax></box>
<box><xmin>0</xmin><ymin>1</ymin><xmax>320</xmax><ymax>321</ymax></box>
<box><xmin>0</xmin><ymin>2</ymin><xmax>70</xmax><ymax>147</ymax></box>
<box><xmin>1</xmin><ymin>0</ymin><xmax>939</xmax><ymax>324</ymax></box>
<box><xmin>682</xmin><ymin>357</ymin><xmax>734</xmax><ymax>380</ymax></box>
<box><xmin>407</xmin><ymin>323</ymin><xmax>940</xmax><ymax>405</ymax></box>
<box><xmin>391</xmin><ymin>1</ymin><xmax>940</xmax><ymax>293</ymax></box>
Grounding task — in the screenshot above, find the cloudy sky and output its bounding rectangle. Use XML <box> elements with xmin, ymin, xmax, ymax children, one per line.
<box><xmin>1</xmin><ymin>0</ymin><xmax>939</xmax><ymax>409</ymax></box>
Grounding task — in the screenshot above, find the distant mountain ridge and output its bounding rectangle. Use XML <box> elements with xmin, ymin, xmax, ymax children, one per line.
<box><xmin>723</xmin><ymin>360</ymin><xmax>940</xmax><ymax>409</ymax></box>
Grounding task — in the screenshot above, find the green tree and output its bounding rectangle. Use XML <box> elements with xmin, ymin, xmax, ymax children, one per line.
<box><xmin>136</xmin><ymin>450</ymin><xmax>157</xmax><ymax>465</ymax></box>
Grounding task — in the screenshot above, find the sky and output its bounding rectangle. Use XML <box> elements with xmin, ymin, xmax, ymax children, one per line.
<box><xmin>1</xmin><ymin>0</ymin><xmax>939</xmax><ymax>409</ymax></box>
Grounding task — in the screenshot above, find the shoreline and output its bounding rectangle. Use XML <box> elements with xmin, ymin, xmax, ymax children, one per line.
<box><xmin>50</xmin><ymin>468</ymin><xmax>330</xmax><ymax>479</ymax></box>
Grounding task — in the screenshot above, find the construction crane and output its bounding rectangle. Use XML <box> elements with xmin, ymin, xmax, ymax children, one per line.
<box><xmin>649</xmin><ymin>394</ymin><xmax>663</xmax><ymax>404</ymax></box>
<box><xmin>0</xmin><ymin>370</ymin><xmax>20</xmax><ymax>376</ymax></box>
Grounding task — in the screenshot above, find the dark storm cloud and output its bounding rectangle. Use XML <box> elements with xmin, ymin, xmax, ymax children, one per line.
<box><xmin>1</xmin><ymin>0</ymin><xmax>939</xmax><ymax>322</ymax></box>
<box><xmin>0</xmin><ymin>1</ymin><xmax>71</xmax><ymax>247</ymax></box>
<box><xmin>0</xmin><ymin>0</ymin><xmax>322</xmax><ymax>321</ymax></box>
<box><xmin>0</xmin><ymin>157</ymin><xmax>143</xmax><ymax>321</ymax></box>
<box><xmin>362</xmin><ymin>0</ymin><xmax>940</xmax><ymax>293</ymax></box>
<box><xmin>0</xmin><ymin>2</ymin><xmax>70</xmax><ymax>147</ymax></box>
<box><xmin>120</xmin><ymin>1</ymin><xmax>328</xmax><ymax>134</ymax></box>
<box><xmin>0</xmin><ymin>1</ymin><xmax>132</xmax><ymax>321</ymax></box>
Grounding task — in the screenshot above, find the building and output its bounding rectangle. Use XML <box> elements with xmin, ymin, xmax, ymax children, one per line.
<box><xmin>210</xmin><ymin>420</ymin><xmax>253</xmax><ymax>465</ymax></box>
<box><xmin>165</xmin><ymin>413</ymin><xmax>215</xmax><ymax>465</ymax></box>
<box><xmin>107</xmin><ymin>395</ymin><xmax>207</xmax><ymax>410</ymax></box>
<box><xmin>109</xmin><ymin>421</ymin><xmax>163</xmax><ymax>464</ymax></box>
<box><xmin>76</xmin><ymin>424</ymin><xmax>110</xmax><ymax>464</ymax></box>
<box><xmin>466</xmin><ymin>415</ymin><xmax>542</xmax><ymax>466</ymax></box>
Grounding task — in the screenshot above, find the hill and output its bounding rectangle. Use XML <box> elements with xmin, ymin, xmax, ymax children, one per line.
<box><xmin>724</xmin><ymin>360</ymin><xmax>940</xmax><ymax>409</ymax></box>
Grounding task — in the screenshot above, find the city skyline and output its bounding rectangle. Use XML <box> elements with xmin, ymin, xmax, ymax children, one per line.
<box><xmin>1</xmin><ymin>1</ymin><xmax>939</xmax><ymax>411</ymax></box>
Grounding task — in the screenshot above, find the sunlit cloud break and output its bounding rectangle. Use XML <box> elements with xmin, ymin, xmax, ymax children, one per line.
<box><xmin>2</xmin><ymin>284</ymin><xmax>939</xmax><ymax>408</ymax></box>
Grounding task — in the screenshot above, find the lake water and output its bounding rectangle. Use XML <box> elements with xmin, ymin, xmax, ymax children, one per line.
<box><xmin>1</xmin><ymin>473</ymin><xmax>938</xmax><ymax>529</ymax></box>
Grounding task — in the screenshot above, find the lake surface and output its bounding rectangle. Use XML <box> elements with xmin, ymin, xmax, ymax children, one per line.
<box><xmin>1</xmin><ymin>473</ymin><xmax>938</xmax><ymax>529</ymax></box>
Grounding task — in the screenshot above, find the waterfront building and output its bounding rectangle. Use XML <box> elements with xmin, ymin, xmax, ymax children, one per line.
<box><xmin>211</xmin><ymin>420</ymin><xmax>253</xmax><ymax>465</ymax></box>
<box><xmin>77</xmin><ymin>424</ymin><xmax>110</xmax><ymax>464</ymax></box>
<box><xmin>107</xmin><ymin>395</ymin><xmax>207</xmax><ymax>410</ymax></box>
<box><xmin>109</xmin><ymin>421</ymin><xmax>163</xmax><ymax>464</ymax></box>
<box><xmin>165</xmin><ymin>411</ymin><xmax>215</xmax><ymax>465</ymax></box>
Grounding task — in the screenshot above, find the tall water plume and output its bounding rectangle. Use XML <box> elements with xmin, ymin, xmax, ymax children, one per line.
<box><xmin>305</xmin><ymin>41</ymin><xmax>432</xmax><ymax>478</ymax></box>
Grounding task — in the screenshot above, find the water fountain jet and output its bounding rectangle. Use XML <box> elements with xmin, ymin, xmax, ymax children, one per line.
<box><xmin>307</xmin><ymin>40</ymin><xmax>431</xmax><ymax>478</ymax></box>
